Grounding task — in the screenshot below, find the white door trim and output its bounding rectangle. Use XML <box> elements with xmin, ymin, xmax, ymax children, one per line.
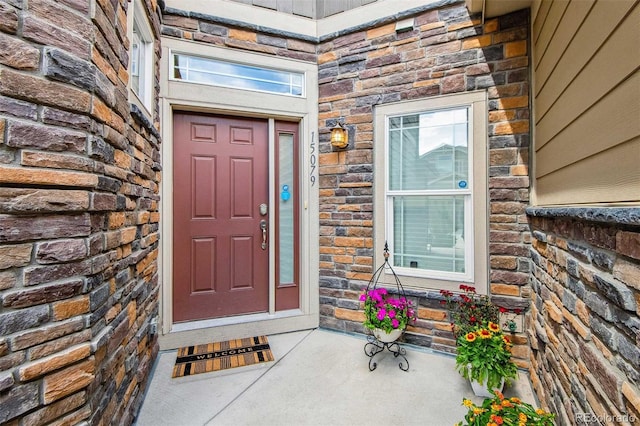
<box><xmin>158</xmin><ymin>37</ymin><xmax>319</xmax><ymax>349</ymax></box>
<box><xmin>159</xmin><ymin>102</ymin><xmax>319</xmax><ymax>350</ymax></box>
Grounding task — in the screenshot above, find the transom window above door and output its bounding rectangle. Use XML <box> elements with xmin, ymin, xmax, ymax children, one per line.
<box><xmin>171</xmin><ymin>53</ymin><xmax>304</xmax><ymax>97</ymax></box>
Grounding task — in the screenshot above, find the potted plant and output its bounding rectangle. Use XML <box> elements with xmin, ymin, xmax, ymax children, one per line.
<box><xmin>455</xmin><ymin>322</ymin><xmax>518</xmax><ymax>397</ymax></box>
<box><xmin>440</xmin><ymin>284</ymin><xmax>500</xmax><ymax>338</ymax></box>
<box><xmin>360</xmin><ymin>287</ymin><xmax>416</xmax><ymax>342</ymax></box>
<box><xmin>457</xmin><ymin>390</ymin><xmax>555</xmax><ymax>426</ymax></box>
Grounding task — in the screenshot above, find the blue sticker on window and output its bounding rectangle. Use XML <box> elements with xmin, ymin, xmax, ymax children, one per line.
<box><xmin>281</xmin><ymin>184</ymin><xmax>290</xmax><ymax>201</ymax></box>
<box><xmin>458</xmin><ymin>180</ymin><xmax>467</xmax><ymax>188</ymax></box>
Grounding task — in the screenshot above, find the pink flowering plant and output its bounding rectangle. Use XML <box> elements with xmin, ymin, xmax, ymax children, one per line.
<box><xmin>360</xmin><ymin>288</ymin><xmax>417</xmax><ymax>334</ymax></box>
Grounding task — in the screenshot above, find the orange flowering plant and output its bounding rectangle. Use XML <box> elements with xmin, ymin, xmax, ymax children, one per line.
<box><xmin>455</xmin><ymin>322</ymin><xmax>518</xmax><ymax>391</ymax></box>
<box><xmin>457</xmin><ymin>390</ymin><xmax>555</xmax><ymax>426</ymax></box>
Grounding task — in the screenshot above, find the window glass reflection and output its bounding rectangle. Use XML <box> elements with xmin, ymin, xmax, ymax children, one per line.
<box><xmin>172</xmin><ymin>53</ymin><xmax>304</xmax><ymax>97</ymax></box>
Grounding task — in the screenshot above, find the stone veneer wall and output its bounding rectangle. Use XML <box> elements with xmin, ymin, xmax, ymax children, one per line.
<box><xmin>317</xmin><ymin>4</ymin><xmax>532</xmax><ymax>362</ymax></box>
<box><xmin>527</xmin><ymin>208</ymin><xmax>640</xmax><ymax>424</ymax></box>
<box><xmin>0</xmin><ymin>0</ymin><xmax>162</xmax><ymax>424</ymax></box>
<box><xmin>160</xmin><ymin>6</ymin><xmax>317</xmax><ymax>62</ymax></box>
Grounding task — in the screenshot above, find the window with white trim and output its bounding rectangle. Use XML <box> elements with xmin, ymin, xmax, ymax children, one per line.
<box><xmin>171</xmin><ymin>53</ymin><xmax>304</xmax><ymax>97</ymax></box>
<box><xmin>374</xmin><ymin>92</ymin><xmax>488</xmax><ymax>293</ymax></box>
<box><xmin>129</xmin><ymin>0</ymin><xmax>154</xmax><ymax>112</ymax></box>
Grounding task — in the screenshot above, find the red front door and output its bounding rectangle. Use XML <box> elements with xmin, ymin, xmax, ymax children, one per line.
<box><xmin>172</xmin><ymin>112</ymin><xmax>269</xmax><ymax>322</ymax></box>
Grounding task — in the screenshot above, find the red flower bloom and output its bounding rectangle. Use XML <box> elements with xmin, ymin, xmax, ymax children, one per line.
<box><xmin>440</xmin><ymin>283</ymin><xmax>501</xmax><ymax>339</ymax></box>
<box><xmin>479</xmin><ymin>329</ymin><xmax>491</xmax><ymax>339</ymax></box>
<box><xmin>490</xmin><ymin>414</ymin><xmax>504</xmax><ymax>425</ymax></box>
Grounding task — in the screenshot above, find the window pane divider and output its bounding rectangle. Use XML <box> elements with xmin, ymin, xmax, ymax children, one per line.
<box><xmin>386</xmin><ymin>190</ymin><xmax>472</xmax><ymax>196</ymax></box>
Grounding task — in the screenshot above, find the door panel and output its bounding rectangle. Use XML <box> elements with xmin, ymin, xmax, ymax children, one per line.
<box><xmin>231</xmin><ymin>159</ymin><xmax>253</xmax><ymax>217</ymax></box>
<box><xmin>192</xmin><ymin>156</ymin><xmax>216</xmax><ymax>218</ymax></box>
<box><xmin>173</xmin><ymin>112</ymin><xmax>269</xmax><ymax>322</ymax></box>
<box><xmin>192</xmin><ymin>238</ymin><xmax>215</xmax><ymax>292</ymax></box>
<box><xmin>231</xmin><ymin>236</ymin><xmax>253</xmax><ymax>289</ymax></box>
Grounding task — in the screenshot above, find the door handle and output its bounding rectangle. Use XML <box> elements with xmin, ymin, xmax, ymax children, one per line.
<box><xmin>260</xmin><ymin>220</ymin><xmax>267</xmax><ymax>250</ymax></box>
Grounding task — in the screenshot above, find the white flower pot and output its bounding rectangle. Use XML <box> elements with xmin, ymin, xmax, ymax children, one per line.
<box><xmin>467</xmin><ymin>365</ymin><xmax>505</xmax><ymax>398</ymax></box>
<box><xmin>373</xmin><ymin>327</ymin><xmax>403</xmax><ymax>343</ymax></box>
<box><xmin>470</xmin><ymin>377</ymin><xmax>504</xmax><ymax>398</ymax></box>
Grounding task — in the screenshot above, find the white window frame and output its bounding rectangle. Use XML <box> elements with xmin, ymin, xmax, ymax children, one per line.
<box><xmin>128</xmin><ymin>0</ymin><xmax>154</xmax><ymax>114</ymax></box>
<box><xmin>374</xmin><ymin>91</ymin><xmax>489</xmax><ymax>294</ymax></box>
<box><xmin>170</xmin><ymin>53</ymin><xmax>305</xmax><ymax>98</ymax></box>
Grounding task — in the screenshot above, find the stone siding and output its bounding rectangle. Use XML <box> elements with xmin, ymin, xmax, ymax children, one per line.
<box><xmin>1</xmin><ymin>0</ymin><xmax>636</xmax><ymax>424</ymax></box>
<box><xmin>0</xmin><ymin>0</ymin><xmax>161</xmax><ymax>424</ymax></box>
<box><xmin>527</xmin><ymin>208</ymin><xmax>640</xmax><ymax>425</ymax></box>
<box><xmin>160</xmin><ymin>6</ymin><xmax>317</xmax><ymax>62</ymax></box>
<box><xmin>317</xmin><ymin>5</ymin><xmax>532</xmax><ymax>361</ymax></box>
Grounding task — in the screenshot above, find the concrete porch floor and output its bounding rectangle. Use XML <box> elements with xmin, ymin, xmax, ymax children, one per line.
<box><xmin>134</xmin><ymin>328</ymin><xmax>538</xmax><ymax>426</ymax></box>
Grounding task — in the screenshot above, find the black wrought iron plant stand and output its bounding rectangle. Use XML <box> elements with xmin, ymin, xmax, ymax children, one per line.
<box><xmin>363</xmin><ymin>244</ymin><xmax>409</xmax><ymax>372</ymax></box>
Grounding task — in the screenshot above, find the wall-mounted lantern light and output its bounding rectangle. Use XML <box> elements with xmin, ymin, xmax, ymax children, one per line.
<box><xmin>330</xmin><ymin>122</ymin><xmax>349</xmax><ymax>149</ymax></box>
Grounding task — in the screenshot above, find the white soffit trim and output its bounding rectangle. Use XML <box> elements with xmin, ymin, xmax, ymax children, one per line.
<box><xmin>317</xmin><ymin>0</ymin><xmax>444</xmax><ymax>37</ymax></box>
<box><xmin>482</xmin><ymin>0</ymin><xmax>533</xmax><ymax>18</ymax></box>
<box><xmin>465</xmin><ymin>0</ymin><xmax>483</xmax><ymax>14</ymax></box>
<box><xmin>165</xmin><ymin>0</ymin><xmax>446</xmax><ymax>40</ymax></box>
<box><xmin>165</xmin><ymin>0</ymin><xmax>317</xmax><ymax>38</ymax></box>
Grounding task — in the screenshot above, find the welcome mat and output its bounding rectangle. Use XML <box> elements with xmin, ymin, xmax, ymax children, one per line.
<box><xmin>172</xmin><ymin>336</ymin><xmax>274</xmax><ymax>378</ymax></box>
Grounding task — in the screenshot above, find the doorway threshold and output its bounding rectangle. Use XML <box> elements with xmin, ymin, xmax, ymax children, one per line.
<box><xmin>171</xmin><ymin>310</ymin><xmax>303</xmax><ymax>333</ymax></box>
<box><xmin>159</xmin><ymin>309</ymin><xmax>317</xmax><ymax>350</ymax></box>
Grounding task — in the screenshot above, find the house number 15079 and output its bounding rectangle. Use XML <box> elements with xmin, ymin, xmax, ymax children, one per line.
<box><xmin>309</xmin><ymin>131</ymin><xmax>316</xmax><ymax>186</ymax></box>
